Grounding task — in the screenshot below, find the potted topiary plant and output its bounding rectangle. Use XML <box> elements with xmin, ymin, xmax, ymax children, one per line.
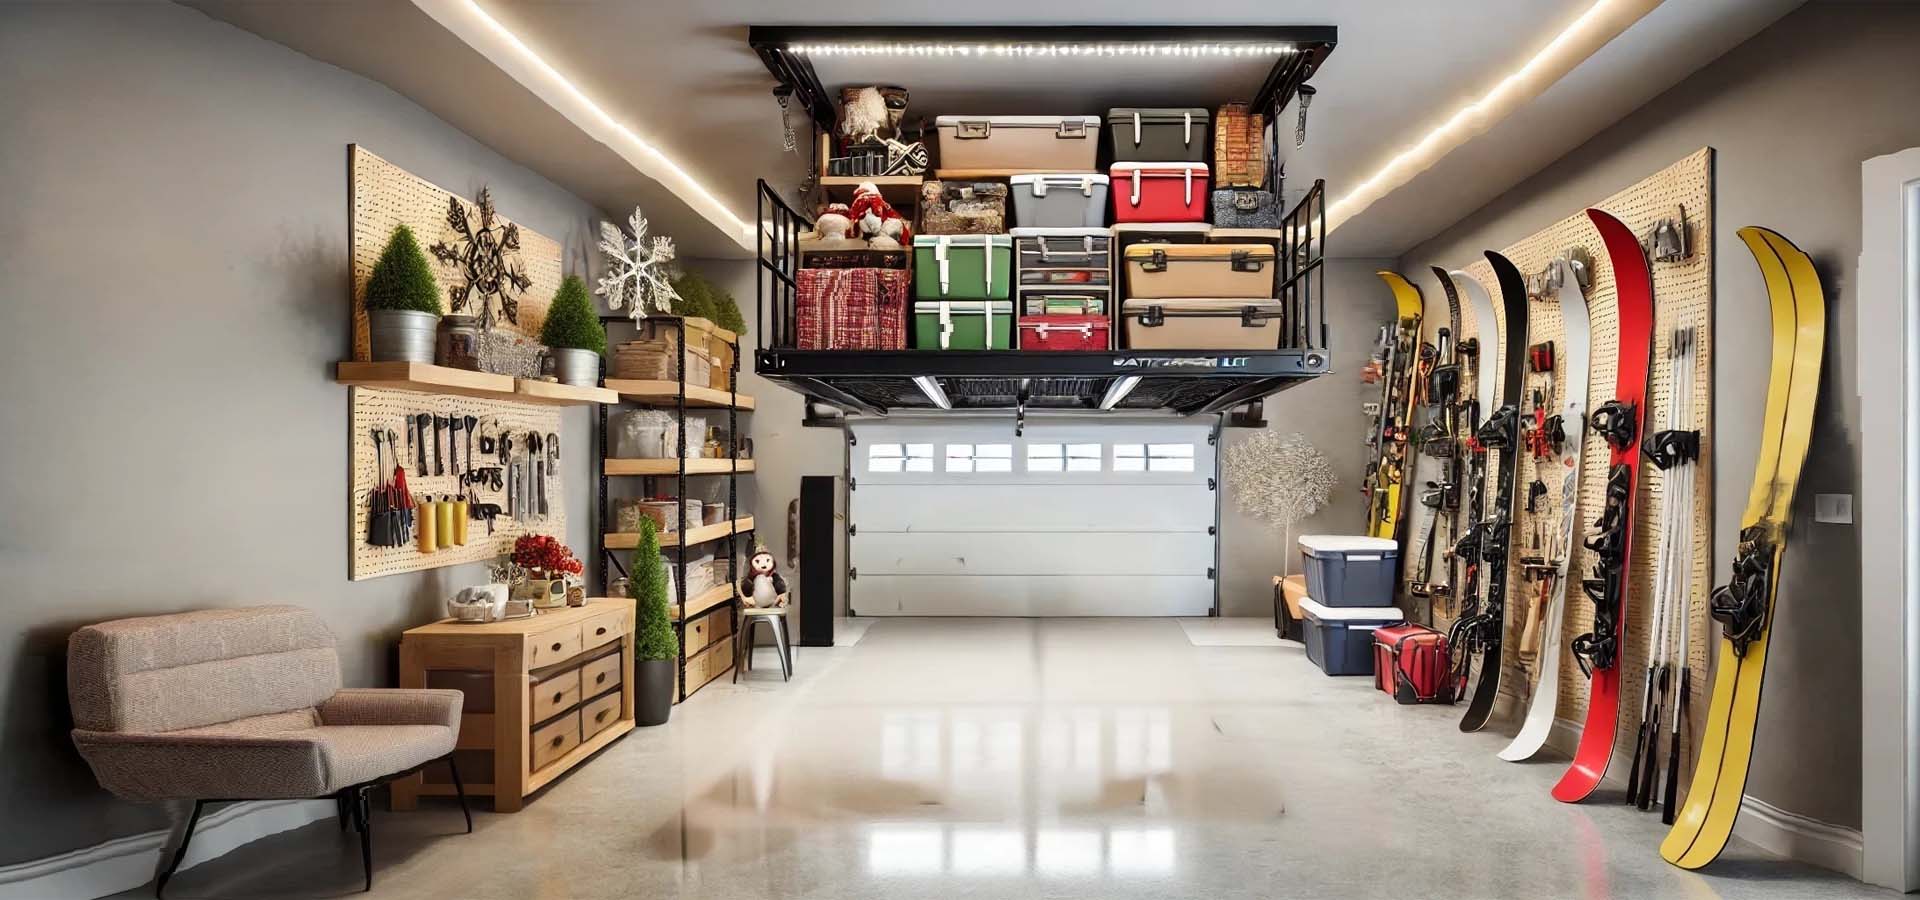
<box><xmin>669</xmin><ymin>270</ymin><xmax>716</xmax><ymax>325</ymax></box>
<box><xmin>696</xmin><ymin>271</ymin><xmax>747</xmax><ymax>335</ymax></box>
<box><xmin>364</xmin><ymin>224</ymin><xmax>443</xmax><ymax>363</ymax></box>
<box><xmin>539</xmin><ymin>274</ymin><xmax>606</xmax><ymax>386</ymax></box>
<box><xmin>630</xmin><ymin>518</ymin><xmax>678</xmax><ymax>725</ymax></box>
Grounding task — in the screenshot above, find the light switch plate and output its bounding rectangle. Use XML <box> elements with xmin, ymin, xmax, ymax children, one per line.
<box><xmin>1814</xmin><ymin>493</ymin><xmax>1853</xmax><ymax>524</ymax></box>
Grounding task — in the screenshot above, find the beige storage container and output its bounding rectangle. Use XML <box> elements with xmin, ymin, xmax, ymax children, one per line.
<box><xmin>1121</xmin><ymin>298</ymin><xmax>1285</xmax><ymax>350</ymax></box>
<box><xmin>1123</xmin><ymin>243</ymin><xmax>1276</xmax><ymax>299</ymax></box>
<box><xmin>935</xmin><ymin>116</ymin><xmax>1101</xmax><ymax>171</ymax></box>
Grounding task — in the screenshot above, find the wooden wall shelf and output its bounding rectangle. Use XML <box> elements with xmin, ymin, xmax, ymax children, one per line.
<box><xmin>605</xmin><ymin>458</ymin><xmax>757</xmax><ymax>476</ymax></box>
<box><xmin>671</xmin><ymin>584</ymin><xmax>737</xmax><ymax>623</ymax></box>
<box><xmin>338</xmin><ymin>361</ymin><xmax>616</xmax><ymax>406</ymax></box>
<box><xmin>603</xmin><ymin>516</ymin><xmax>755</xmax><ymax>550</ymax></box>
<box><xmin>605</xmin><ymin>379</ymin><xmax>756</xmax><ymax>410</ymax></box>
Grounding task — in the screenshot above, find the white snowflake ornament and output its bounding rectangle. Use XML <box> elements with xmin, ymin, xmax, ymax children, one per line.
<box><xmin>595</xmin><ymin>208</ymin><xmax>681</xmax><ymax>319</ymax></box>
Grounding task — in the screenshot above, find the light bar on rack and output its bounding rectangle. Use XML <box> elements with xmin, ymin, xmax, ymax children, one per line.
<box><xmin>788</xmin><ymin>42</ymin><xmax>1299</xmax><ymax>57</ymax></box>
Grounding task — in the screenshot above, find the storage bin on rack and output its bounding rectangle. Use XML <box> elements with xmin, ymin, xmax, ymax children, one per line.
<box><xmin>1213</xmin><ymin>102</ymin><xmax>1266</xmax><ymax>187</ymax></box>
<box><xmin>1021</xmin><ymin>293</ymin><xmax>1109</xmax><ymax>316</ymax></box>
<box><xmin>611</xmin><ymin>410</ymin><xmax>678</xmax><ymax>459</ymax></box>
<box><xmin>912</xmin><ymin>235</ymin><xmax>1011</xmax><ymax>300</ymax></box>
<box><xmin>1111</xmin><ymin>222</ymin><xmax>1212</xmax><ymax>259</ymax></box>
<box><xmin>1017</xmin><ymin>313</ymin><xmax>1108</xmax><ymax>351</ymax></box>
<box><xmin>1122</xmin><ymin>243</ymin><xmax>1276</xmax><ymax>298</ymax></box>
<box><xmin>1008</xmin><ymin>174</ymin><xmax>1108</xmax><ymax>228</ymax></box>
<box><xmin>913</xmin><ymin>299</ymin><xmax>1014</xmax><ymax>350</ymax></box>
<box><xmin>610</xmin><ymin>341</ymin><xmax>713</xmax><ymax>385</ymax></box>
<box><xmin>1209</xmin><ymin>188</ymin><xmax>1281</xmax><ymax>229</ymax></box>
<box><xmin>1012</xmin><ymin>227</ymin><xmax>1111</xmax><ymax>281</ymax></box>
<box><xmin>1119</xmin><ymin>298</ymin><xmax>1284</xmax><ymax>350</ymax></box>
<box><xmin>934</xmin><ymin>115</ymin><xmax>1101</xmax><ymax>171</ymax></box>
<box><xmin>919</xmin><ymin>181</ymin><xmax>1008</xmax><ymax>235</ymax></box>
<box><xmin>795</xmin><ymin>268</ymin><xmax>910</xmax><ymax>350</ymax></box>
<box><xmin>1300</xmin><ymin>598</ymin><xmax>1402</xmax><ymax>676</ymax></box>
<box><xmin>1106</xmin><ymin>108</ymin><xmax>1211</xmax><ymax>163</ymax></box>
<box><xmin>614</xmin><ymin>499</ymin><xmax>700</xmax><ymax>534</ymax></box>
<box><xmin>1298</xmin><ymin>535</ymin><xmax>1401</xmax><ymax>608</ymax></box>
<box><xmin>1110</xmin><ymin>162</ymin><xmax>1209</xmax><ymax>223</ymax></box>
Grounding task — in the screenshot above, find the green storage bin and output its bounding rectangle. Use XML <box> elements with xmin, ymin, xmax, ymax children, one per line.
<box><xmin>913</xmin><ymin>300</ymin><xmax>1014</xmax><ymax>350</ymax></box>
<box><xmin>913</xmin><ymin>235</ymin><xmax>1012</xmax><ymax>300</ymax></box>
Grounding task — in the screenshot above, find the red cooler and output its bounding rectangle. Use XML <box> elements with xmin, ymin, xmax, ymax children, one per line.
<box><xmin>1371</xmin><ymin>623</ymin><xmax>1455</xmax><ymax>705</ymax></box>
<box><xmin>1017</xmin><ymin>314</ymin><xmax>1109</xmax><ymax>351</ymax></box>
<box><xmin>1110</xmin><ymin>162</ymin><xmax>1209</xmax><ymax>223</ymax></box>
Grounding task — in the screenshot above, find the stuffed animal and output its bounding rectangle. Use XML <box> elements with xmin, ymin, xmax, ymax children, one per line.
<box><xmin>739</xmin><ymin>547</ymin><xmax>788</xmax><ymax>608</ymax></box>
<box><xmin>848</xmin><ymin>183</ymin><xmax>910</xmax><ymax>250</ymax></box>
<box><xmin>809</xmin><ymin>202</ymin><xmax>854</xmax><ymax>242</ymax></box>
<box><xmin>838</xmin><ymin>85</ymin><xmax>910</xmax><ymax>143</ymax></box>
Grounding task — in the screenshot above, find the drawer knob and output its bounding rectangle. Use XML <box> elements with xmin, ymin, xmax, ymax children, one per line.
<box><xmin>596</xmin><ymin>673</ymin><xmax>607</xmax><ymax>685</ymax></box>
<box><xmin>595</xmin><ymin>710</ymin><xmax>608</xmax><ymax>722</ymax></box>
<box><xmin>596</xmin><ymin>626</ymin><xmax>607</xmax><ymax>636</ymax></box>
<box><xmin>552</xmin><ymin>736</ymin><xmax>564</xmax><ymax>747</ymax></box>
<box><xmin>552</xmin><ymin>691</ymin><xmax>564</xmax><ymax>703</ymax></box>
<box><xmin>550</xmin><ymin>642</ymin><xmax>562</xmax><ymax>652</ymax></box>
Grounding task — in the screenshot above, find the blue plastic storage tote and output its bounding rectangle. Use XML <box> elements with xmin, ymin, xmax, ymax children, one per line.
<box><xmin>1300</xmin><ymin>598</ymin><xmax>1402</xmax><ymax>676</ymax></box>
<box><xmin>1298</xmin><ymin>535</ymin><xmax>1400</xmax><ymax>608</ymax></box>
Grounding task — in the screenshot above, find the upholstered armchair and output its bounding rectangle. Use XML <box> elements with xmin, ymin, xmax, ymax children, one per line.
<box><xmin>67</xmin><ymin>605</ymin><xmax>469</xmax><ymax>896</ymax></box>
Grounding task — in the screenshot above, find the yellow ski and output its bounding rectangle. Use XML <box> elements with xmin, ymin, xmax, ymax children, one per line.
<box><xmin>1366</xmin><ymin>272</ymin><xmax>1425</xmax><ymax>541</ymax></box>
<box><xmin>1660</xmin><ymin>227</ymin><xmax>1824</xmax><ymax>868</ymax></box>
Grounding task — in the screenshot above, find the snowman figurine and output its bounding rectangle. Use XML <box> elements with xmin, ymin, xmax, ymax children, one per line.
<box><xmin>739</xmin><ymin>548</ymin><xmax>789</xmax><ymax>609</ymax></box>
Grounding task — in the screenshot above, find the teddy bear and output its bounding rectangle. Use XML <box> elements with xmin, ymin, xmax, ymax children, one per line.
<box><xmin>808</xmin><ymin>202</ymin><xmax>854</xmax><ymax>243</ymax></box>
<box><xmin>739</xmin><ymin>547</ymin><xmax>789</xmax><ymax>609</ymax></box>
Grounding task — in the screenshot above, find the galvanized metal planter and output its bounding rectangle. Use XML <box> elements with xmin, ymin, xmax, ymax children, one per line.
<box><xmin>367</xmin><ymin>309</ymin><xmax>438</xmax><ymax>363</ymax></box>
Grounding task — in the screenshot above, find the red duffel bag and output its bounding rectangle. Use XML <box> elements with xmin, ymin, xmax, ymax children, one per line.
<box><xmin>1372</xmin><ymin>623</ymin><xmax>1455</xmax><ymax>705</ymax></box>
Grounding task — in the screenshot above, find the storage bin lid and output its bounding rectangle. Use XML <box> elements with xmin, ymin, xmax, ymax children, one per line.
<box><xmin>1297</xmin><ymin>534</ymin><xmax>1401</xmax><ymax>553</ymax></box>
<box><xmin>1111</xmin><ymin>223</ymin><xmax>1213</xmax><ymax>236</ymax></box>
<box><xmin>1300</xmin><ymin>598</ymin><xmax>1405</xmax><ymax>622</ymax></box>
<box><xmin>1208</xmin><ymin>227</ymin><xmax>1286</xmax><ymax>242</ymax></box>
<box><xmin>1010</xmin><ymin>226</ymin><xmax>1111</xmax><ymax>238</ymax></box>
<box><xmin>913</xmin><ymin>299</ymin><xmax>1012</xmax><ymax>313</ymax></box>
<box><xmin>1123</xmin><ymin>243</ymin><xmax>1275</xmax><ymax>261</ymax></box>
<box><xmin>1109</xmin><ymin>162</ymin><xmax>1210</xmax><ymax>175</ymax></box>
<box><xmin>1107</xmin><ymin>107</ymin><xmax>1212</xmax><ymax>121</ymax></box>
<box><xmin>1121</xmin><ymin>298</ymin><xmax>1283</xmax><ymax>314</ymax></box>
<box><xmin>935</xmin><ymin>115</ymin><xmax>1102</xmax><ymax>128</ymax></box>
<box><xmin>1009</xmin><ymin>174</ymin><xmax>1109</xmax><ymax>187</ymax></box>
<box><xmin>913</xmin><ymin>234</ymin><xmax>1012</xmax><ymax>248</ymax></box>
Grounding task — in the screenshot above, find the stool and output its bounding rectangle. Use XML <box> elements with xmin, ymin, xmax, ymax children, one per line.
<box><xmin>735</xmin><ymin>606</ymin><xmax>792</xmax><ymax>682</ymax></box>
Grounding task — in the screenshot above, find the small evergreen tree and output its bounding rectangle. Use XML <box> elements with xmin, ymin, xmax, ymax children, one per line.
<box><xmin>629</xmin><ymin>519</ymin><xmax>678</xmax><ymax>662</ymax></box>
<box><xmin>364</xmin><ymin>224</ymin><xmax>443</xmax><ymax>314</ymax></box>
<box><xmin>702</xmin><ymin>275</ymin><xmax>746</xmax><ymax>335</ymax></box>
<box><xmin>670</xmin><ymin>271</ymin><xmax>716</xmax><ymax>323</ymax></box>
<box><xmin>539</xmin><ymin>274</ymin><xmax>607</xmax><ymax>354</ymax></box>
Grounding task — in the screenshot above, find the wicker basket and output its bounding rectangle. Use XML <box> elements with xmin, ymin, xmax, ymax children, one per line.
<box><xmin>919</xmin><ymin>181</ymin><xmax>1007</xmax><ymax>235</ymax></box>
<box><xmin>1214</xmin><ymin>103</ymin><xmax>1266</xmax><ymax>188</ymax></box>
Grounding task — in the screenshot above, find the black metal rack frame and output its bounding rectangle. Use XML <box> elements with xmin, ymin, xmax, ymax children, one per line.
<box><xmin>595</xmin><ymin>315</ymin><xmax>753</xmax><ymax>703</ymax></box>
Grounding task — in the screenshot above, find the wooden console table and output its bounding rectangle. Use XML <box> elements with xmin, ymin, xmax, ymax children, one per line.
<box><xmin>392</xmin><ymin>598</ymin><xmax>635</xmax><ymax>812</ymax></box>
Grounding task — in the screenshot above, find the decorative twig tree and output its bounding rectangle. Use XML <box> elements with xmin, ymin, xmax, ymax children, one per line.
<box><xmin>1224</xmin><ymin>430</ymin><xmax>1337</xmax><ymax>576</ymax></box>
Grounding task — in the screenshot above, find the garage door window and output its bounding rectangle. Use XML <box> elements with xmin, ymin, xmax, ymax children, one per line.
<box><xmin>1112</xmin><ymin>443</ymin><xmax>1196</xmax><ymax>473</ymax></box>
<box><xmin>869</xmin><ymin>443</ymin><xmax>934</xmax><ymax>473</ymax></box>
<box><xmin>946</xmin><ymin>443</ymin><xmax>1013</xmax><ymax>473</ymax></box>
<box><xmin>1028</xmin><ymin>443</ymin><xmax>1103</xmax><ymax>473</ymax></box>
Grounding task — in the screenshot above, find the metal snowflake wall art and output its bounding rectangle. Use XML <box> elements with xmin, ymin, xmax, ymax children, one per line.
<box><xmin>596</xmin><ymin>208</ymin><xmax>680</xmax><ymax>320</ymax></box>
<box><xmin>429</xmin><ymin>186</ymin><xmax>534</xmax><ymax>328</ymax></box>
<box><xmin>1225</xmin><ymin>431</ymin><xmax>1337</xmax><ymax>574</ymax></box>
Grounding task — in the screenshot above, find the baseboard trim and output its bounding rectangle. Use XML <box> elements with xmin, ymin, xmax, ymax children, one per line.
<box><xmin>0</xmin><ymin>799</ymin><xmax>331</xmax><ymax>900</ymax></box>
<box><xmin>1734</xmin><ymin>795</ymin><xmax>1864</xmax><ymax>880</ymax></box>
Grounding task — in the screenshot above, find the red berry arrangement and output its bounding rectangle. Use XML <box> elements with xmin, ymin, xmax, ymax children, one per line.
<box><xmin>511</xmin><ymin>534</ymin><xmax>582</xmax><ymax>577</ymax></box>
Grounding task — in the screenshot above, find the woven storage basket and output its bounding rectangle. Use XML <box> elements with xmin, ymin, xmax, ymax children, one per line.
<box><xmin>919</xmin><ymin>181</ymin><xmax>1007</xmax><ymax>235</ymax></box>
<box><xmin>1213</xmin><ymin>103</ymin><xmax>1265</xmax><ymax>189</ymax></box>
<box><xmin>611</xmin><ymin>341</ymin><xmax>712</xmax><ymax>385</ymax></box>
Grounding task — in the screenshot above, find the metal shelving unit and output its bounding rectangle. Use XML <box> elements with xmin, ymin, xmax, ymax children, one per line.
<box><xmin>596</xmin><ymin>315</ymin><xmax>755</xmax><ymax>703</ymax></box>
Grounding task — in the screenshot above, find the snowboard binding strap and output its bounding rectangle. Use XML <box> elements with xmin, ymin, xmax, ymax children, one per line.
<box><xmin>1709</xmin><ymin>525</ymin><xmax>1776</xmax><ymax>657</ymax></box>
<box><xmin>1571</xmin><ymin>465</ymin><xmax>1634</xmax><ymax>676</ymax></box>
<box><xmin>1642</xmin><ymin>429</ymin><xmax>1701</xmax><ymax>471</ymax></box>
<box><xmin>1477</xmin><ymin>404</ymin><xmax>1519</xmax><ymax>448</ymax></box>
<box><xmin>1590</xmin><ymin>400</ymin><xmax>1639</xmax><ymax>450</ymax></box>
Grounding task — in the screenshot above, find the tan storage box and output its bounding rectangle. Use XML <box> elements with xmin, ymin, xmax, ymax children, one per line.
<box><xmin>1123</xmin><ymin>243</ymin><xmax>1276</xmax><ymax>299</ymax></box>
<box><xmin>935</xmin><ymin>115</ymin><xmax>1101</xmax><ymax>171</ymax></box>
<box><xmin>1282</xmin><ymin>573</ymin><xmax>1310</xmax><ymax>620</ymax></box>
<box><xmin>1120</xmin><ymin>298</ymin><xmax>1284</xmax><ymax>350</ymax></box>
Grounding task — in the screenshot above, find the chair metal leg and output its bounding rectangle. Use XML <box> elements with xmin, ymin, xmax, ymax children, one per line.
<box><xmin>155</xmin><ymin>800</ymin><xmax>206</xmax><ymax>898</ymax></box>
<box><xmin>447</xmin><ymin>755</ymin><xmax>473</xmax><ymax>834</ymax></box>
<box><xmin>770</xmin><ymin>615</ymin><xmax>792</xmax><ymax>681</ymax></box>
<box><xmin>353</xmin><ymin>786</ymin><xmax>373</xmax><ymax>892</ymax></box>
<box><xmin>734</xmin><ymin>618</ymin><xmax>746</xmax><ymax>683</ymax></box>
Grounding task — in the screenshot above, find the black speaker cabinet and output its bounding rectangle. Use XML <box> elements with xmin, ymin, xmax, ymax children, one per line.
<box><xmin>798</xmin><ymin>475</ymin><xmax>836</xmax><ymax>647</ymax></box>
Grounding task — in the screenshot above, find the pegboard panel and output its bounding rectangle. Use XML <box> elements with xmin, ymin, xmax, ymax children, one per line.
<box><xmin>349</xmin><ymin>387</ymin><xmax>565</xmax><ymax>580</ymax></box>
<box><xmin>349</xmin><ymin>145</ymin><xmax>561</xmax><ymax>361</ymax></box>
<box><xmin>1409</xmin><ymin>150</ymin><xmax>1714</xmax><ymax>762</ymax></box>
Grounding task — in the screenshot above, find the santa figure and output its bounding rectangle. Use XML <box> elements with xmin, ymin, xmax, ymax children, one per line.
<box><xmin>739</xmin><ymin>548</ymin><xmax>789</xmax><ymax>609</ymax></box>
<box><xmin>847</xmin><ymin>182</ymin><xmax>910</xmax><ymax>250</ymax></box>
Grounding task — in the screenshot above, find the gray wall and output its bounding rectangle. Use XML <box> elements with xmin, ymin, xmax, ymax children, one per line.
<box><xmin>0</xmin><ymin>2</ymin><xmax>607</xmax><ymax>864</ymax></box>
<box><xmin>1396</xmin><ymin>1</ymin><xmax>1920</xmax><ymax>830</ymax></box>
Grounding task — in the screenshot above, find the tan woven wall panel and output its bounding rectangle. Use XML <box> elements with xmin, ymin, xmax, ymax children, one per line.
<box><xmin>349</xmin><ymin>387</ymin><xmax>565</xmax><ymax>581</ymax></box>
<box><xmin>1408</xmin><ymin>150</ymin><xmax>1714</xmax><ymax>762</ymax></box>
<box><xmin>349</xmin><ymin>145</ymin><xmax>561</xmax><ymax>361</ymax></box>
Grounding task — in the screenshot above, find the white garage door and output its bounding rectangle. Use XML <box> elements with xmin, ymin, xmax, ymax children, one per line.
<box><xmin>849</xmin><ymin>419</ymin><xmax>1217</xmax><ymax>616</ymax></box>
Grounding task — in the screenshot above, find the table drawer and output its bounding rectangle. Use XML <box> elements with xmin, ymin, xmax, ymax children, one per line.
<box><xmin>683</xmin><ymin>611</ymin><xmax>734</xmax><ymax>658</ymax></box>
<box><xmin>531</xmin><ymin>710</ymin><xmax>580</xmax><ymax>772</ymax></box>
<box><xmin>530</xmin><ymin>668</ymin><xmax>580</xmax><ymax>723</ymax></box>
<box><xmin>581</xmin><ymin>651</ymin><xmax>622</xmax><ymax>696</ymax></box>
<box><xmin>526</xmin><ymin>625</ymin><xmax>583</xmax><ymax>669</ymax></box>
<box><xmin>689</xmin><ymin>636</ymin><xmax>734</xmax><ymax>692</ymax></box>
<box><xmin>580</xmin><ymin>690</ymin><xmax>622</xmax><ymax>741</ymax></box>
<box><xmin>581</xmin><ymin>609</ymin><xmax>627</xmax><ymax>652</ymax></box>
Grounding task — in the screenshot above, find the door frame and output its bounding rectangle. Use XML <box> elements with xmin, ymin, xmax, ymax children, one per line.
<box><xmin>1858</xmin><ymin>147</ymin><xmax>1920</xmax><ymax>892</ymax></box>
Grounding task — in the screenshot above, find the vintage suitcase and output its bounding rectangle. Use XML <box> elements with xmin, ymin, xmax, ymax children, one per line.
<box><xmin>1110</xmin><ymin>162</ymin><xmax>1209</xmax><ymax>223</ymax></box>
<box><xmin>1106</xmin><ymin>107</ymin><xmax>1210</xmax><ymax>163</ymax></box>
<box><xmin>1017</xmin><ymin>313</ymin><xmax>1109</xmax><ymax>351</ymax></box>
<box><xmin>919</xmin><ymin>180</ymin><xmax>1008</xmax><ymax>235</ymax></box>
<box><xmin>1210</xmin><ymin>188</ymin><xmax>1281</xmax><ymax>228</ymax></box>
<box><xmin>1372</xmin><ymin>623</ymin><xmax>1456</xmax><ymax>705</ymax></box>
<box><xmin>1120</xmin><ymin>298</ymin><xmax>1284</xmax><ymax>350</ymax></box>
<box><xmin>795</xmin><ymin>268</ymin><xmax>910</xmax><ymax>350</ymax></box>
<box><xmin>1212</xmin><ymin>102</ymin><xmax>1266</xmax><ymax>188</ymax></box>
<box><xmin>1008</xmin><ymin>174</ymin><xmax>1108</xmax><ymax>228</ymax></box>
<box><xmin>912</xmin><ymin>299</ymin><xmax>1014</xmax><ymax>350</ymax></box>
<box><xmin>913</xmin><ymin>234</ymin><xmax>1012</xmax><ymax>300</ymax></box>
<box><xmin>934</xmin><ymin>115</ymin><xmax>1101</xmax><ymax>171</ymax></box>
<box><xmin>1123</xmin><ymin>243</ymin><xmax>1276</xmax><ymax>299</ymax></box>
<box><xmin>1013</xmin><ymin>226</ymin><xmax>1111</xmax><ymax>286</ymax></box>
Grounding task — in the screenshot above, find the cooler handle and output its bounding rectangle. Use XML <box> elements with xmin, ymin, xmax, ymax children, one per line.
<box><xmin>1183</xmin><ymin>110</ymin><xmax>1192</xmax><ymax>145</ymax></box>
<box><xmin>936</xmin><ymin>236</ymin><xmax>951</xmax><ymax>295</ymax></box>
<box><xmin>1130</xmin><ymin>171</ymin><xmax>1141</xmax><ymax>207</ymax></box>
<box><xmin>982</xmin><ymin>238</ymin><xmax>995</xmax><ymax>296</ymax></box>
<box><xmin>1132</xmin><ymin>111</ymin><xmax>1141</xmax><ymax>146</ymax></box>
<box><xmin>1081</xmin><ymin>176</ymin><xmax>1095</xmax><ymax>197</ymax></box>
<box><xmin>1184</xmin><ymin>166</ymin><xmax>1193</xmax><ymax>206</ymax></box>
<box><xmin>1345</xmin><ymin>553</ymin><xmax>1382</xmax><ymax>562</ymax></box>
<box><xmin>938</xmin><ymin>300</ymin><xmax>953</xmax><ymax>350</ymax></box>
<box><xmin>1030</xmin><ymin>178</ymin><xmax>1047</xmax><ymax>198</ymax></box>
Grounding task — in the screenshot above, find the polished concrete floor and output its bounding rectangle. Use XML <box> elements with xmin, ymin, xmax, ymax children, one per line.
<box><xmin>132</xmin><ymin>618</ymin><xmax>1883</xmax><ymax>899</ymax></box>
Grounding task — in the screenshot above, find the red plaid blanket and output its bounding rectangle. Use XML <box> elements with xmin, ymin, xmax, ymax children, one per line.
<box><xmin>796</xmin><ymin>268</ymin><xmax>909</xmax><ymax>350</ymax></box>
